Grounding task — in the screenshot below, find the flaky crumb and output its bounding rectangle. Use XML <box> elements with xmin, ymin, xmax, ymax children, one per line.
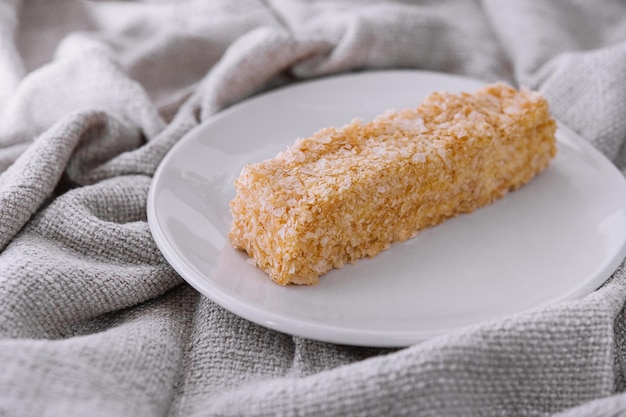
<box><xmin>229</xmin><ymin>83</ymin><xmax>557</xmax><ymax>285</ymax></box>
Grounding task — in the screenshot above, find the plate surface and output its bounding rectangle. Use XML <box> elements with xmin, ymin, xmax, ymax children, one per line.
<box><xmin>148</xmin><ymin>70</ymin><xmax>626</xmax><ymax>347</ymax></box>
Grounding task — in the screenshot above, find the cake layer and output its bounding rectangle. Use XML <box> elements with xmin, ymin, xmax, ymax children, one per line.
<box><xmin>229</xmin><ymin>83</ymin><xmax>557</xmax><ymax>285</ymax></box>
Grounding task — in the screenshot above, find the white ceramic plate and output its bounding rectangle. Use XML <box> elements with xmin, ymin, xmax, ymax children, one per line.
<box><xmin>147</xmin><ymin>70</ymin><xmax>626</xmax><ymax>347</ymax></box>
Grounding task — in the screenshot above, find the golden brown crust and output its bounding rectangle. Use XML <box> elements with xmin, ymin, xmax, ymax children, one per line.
<box><xmin>229</xmin><ymin>83</ymin><xmax>557</xmax><ymax>285</ymax></box>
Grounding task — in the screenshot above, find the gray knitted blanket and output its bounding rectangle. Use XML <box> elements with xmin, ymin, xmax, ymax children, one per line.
<box><xmin>3</xmin><ymin>1</ymin><xmax>626</xmax><ymax>416</ymax></box>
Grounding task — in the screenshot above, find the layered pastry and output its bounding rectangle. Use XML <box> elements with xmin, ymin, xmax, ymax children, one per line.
<box><xmin>229</xmin><ymin>83</ymin><xmax>557</xmax><ymax>285</ymax></box>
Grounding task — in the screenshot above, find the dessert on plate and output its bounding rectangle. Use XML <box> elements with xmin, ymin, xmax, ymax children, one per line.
<box><xmin>229</xmin><ymin>83</ymin><xmax>557</xmax><ymax>285</ymax></box>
